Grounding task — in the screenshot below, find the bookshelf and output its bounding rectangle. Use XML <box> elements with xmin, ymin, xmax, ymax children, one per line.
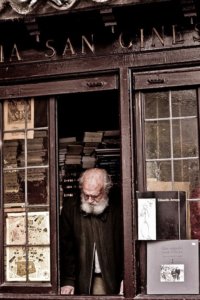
<box><xmin>59</xmin><ymin>130</ymin><xmax>120</xmax><ymax>208</ymax></box>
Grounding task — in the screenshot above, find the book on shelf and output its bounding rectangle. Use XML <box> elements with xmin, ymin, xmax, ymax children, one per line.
<box><xmin>103</xmin><ymin>130</ymin><xmax>120</xmax><ymax>137</ymax></box>
<box><xmin>59</xmin><ymin>136</ymin><xmax>76</xmax><ymax>145</ymax></box>
<box><xmin>95</xmin><ymin>148</ymin><xmax>120</xmax><ymax>155</ymax></box>
<box><xmin>147</xmin><ymin>239</ymin><xmax>199</xmax><ymax>294</ymax></box>
<box><xmin>101</xmin><ymin>130</ymin><xmax>120</xmax><ymax>148</ymax></box>
<box><xmin>58</xmin><ymin>131</ymin><xmax>121</xmax><ymax>205</ymax></box>
<box><xmin>83</xmin><ymin>131</ymin><xmax>103</xmax><ymax>143</ymax></box>
<box><xmin>66</xmin><ymin>144</ymin><xmax>83</xmax><ymax>155</ymax></box>
<box><xmin>82</xmin><ymin>155</ymin><xmax>96</xmax><ymax>169</ymax></box>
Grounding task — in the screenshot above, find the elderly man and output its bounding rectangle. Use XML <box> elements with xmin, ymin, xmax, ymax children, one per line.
<box><xmin>60</xmin><ymin>167</ymin><xmax>123</xmax><ymax>295</ymax></box>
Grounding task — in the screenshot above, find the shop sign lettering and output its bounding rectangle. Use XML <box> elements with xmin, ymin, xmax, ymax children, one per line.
<box><xmin>0</xmin><ymin>24</ymin><xmax>200</xmax><ymax>63</ymax></box>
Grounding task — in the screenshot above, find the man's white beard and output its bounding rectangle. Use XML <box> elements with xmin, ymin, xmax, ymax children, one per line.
<box><xmin>81</xmin><ymin>194</ymin><xmax>109</xmax><ymax>215</ymax></box>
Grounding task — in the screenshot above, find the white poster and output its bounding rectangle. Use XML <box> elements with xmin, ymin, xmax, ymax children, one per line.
<box><xmin>138</xmin><ymin>198</ymin><xmax>156</xmax><ymax>240</ymax></box>
<box><xmin>6</xmin><ymin>211</ymin><xmax>50</xmax><ymax>245</ymax></box>
<box><xmin>6</xmin><ymin>246</ymin><xmax>51</xmax><ymax>281</ymax></box>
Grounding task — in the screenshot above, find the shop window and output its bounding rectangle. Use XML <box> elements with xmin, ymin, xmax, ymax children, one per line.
<box><xmin>1</xmin><ymin>97</ymin><xmax>57</xmax><ymax>293</ymax></box>
<box><xmin>134</xmin><ymin>70</ymin><xmax>200</xmax><ymax>296</ymax></box>
<box><xmin>143</xmin><ymin>88</ymin><xmax>200</xmax><ymax>239</ymax></box>
<box><xmin>0</xmin><ymin>79</ymin><xmax>126</xmax><ymax>297</ymax></box>
<box><xmin>144</xmin><ymin>89</ymin><xmax>199</xmax><ymax>196</ymax></box>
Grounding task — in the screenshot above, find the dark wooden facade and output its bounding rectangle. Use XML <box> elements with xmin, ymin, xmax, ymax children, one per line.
<box><xmin>0</xmin><ymin>0</ymin><xmax>200</xmax><ymax>299</ymax></box>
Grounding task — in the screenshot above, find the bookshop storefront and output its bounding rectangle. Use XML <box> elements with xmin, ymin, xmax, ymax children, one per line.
<box><xmin>1</xmin><ymin>0</ymin><xmax>200</xmax><ymax>299</ymax></box>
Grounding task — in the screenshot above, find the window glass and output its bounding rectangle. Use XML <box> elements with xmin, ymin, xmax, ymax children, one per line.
<box><xmin>2</xmin><ymin>98</ymin><xmax>50</xmax><ymax>283</ymax></box>
<box><xmin>172</xmin><ymin>90</ymin><xmax>197</xmax><ymax>117</ymax></box>
<box><xmin>172</xmin><ymin>119</ymin><xmax>198</xmax><ymax>158</ymax></box>
<box><xmin>145</xmin><ymin>120</ymin><xmax>170</xmax><ymax>159</ymax></box>
<box><xmin>145</xmin><ymin>91</ymin><xmax>169</xmax><ymax>119</ymax></box>
<box><xmin>144</xmin><ymin>89</ymin><xmax>200</xmax><ymax>239</ymax></box>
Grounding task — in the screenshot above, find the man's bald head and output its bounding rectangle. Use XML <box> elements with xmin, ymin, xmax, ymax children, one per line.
<box><xmin>79</xmin><ymin>168</ymin><xmax>112</xmax><ymax>194</ymax></box>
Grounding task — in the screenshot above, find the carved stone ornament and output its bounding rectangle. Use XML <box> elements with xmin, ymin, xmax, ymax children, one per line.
<box><xmin>2</xmin><ymin>0</ymin><xmax>38</xmax><ymax>14</ymax></box>
<box><xmin>92</xmin><ymin>0</ymin><xmax>109</xmax><ymax>2</ymax></box>
<box><xmin>0</xmin><ymin>0</ymin><xmax>111</xmax><ymax>15</ymax></box>
<box><xmin>48</xmin><ymin>0</ymin><xmax>77</xmax><ymax>10</ymax></box>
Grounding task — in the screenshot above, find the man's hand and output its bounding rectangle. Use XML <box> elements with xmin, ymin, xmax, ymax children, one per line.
<box><xmin>61</xmin><ymin>285</ymin><xmax>75</xmax><ymax>295</ymax></box>
<box><xmin>119</xmin><ymin>280</ymin><xmax>124</xmax><ymax>295</ymax></box>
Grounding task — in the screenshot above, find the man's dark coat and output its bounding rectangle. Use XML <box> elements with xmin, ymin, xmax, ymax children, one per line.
<box><xmin>60</xmin><ymin>188</ymin><xmax>123</xmax><ymax>295</ymax></box>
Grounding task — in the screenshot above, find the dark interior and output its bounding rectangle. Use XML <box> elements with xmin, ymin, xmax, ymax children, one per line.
<box><xmin>57</xmin><ymin>90</ymin><xmax>119</xmax><ymax>139</ymax></box>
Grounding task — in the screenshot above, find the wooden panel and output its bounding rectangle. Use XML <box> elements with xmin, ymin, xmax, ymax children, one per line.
<box><xmin>133</xmin><ymin>68</ymin><xmax>200</xmax><ymax>90</ymax></box>
<box><xmin>0</xmin><ymin>74</ymin><xmax>118</xmax><ymax>99</ymax></box>
<box><xmin>120</xmin><ymin>67</ymin><xmax>135</xmax><ymax>297</ymax></box>
<box><xmin>1</xmin><ymin>47</ymin><xmax>200</xmax><ymax>84</ymax></box>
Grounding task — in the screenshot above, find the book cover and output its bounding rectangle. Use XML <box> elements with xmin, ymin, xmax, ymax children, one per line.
<box><xmin>147</xmin><ymin>240</ymin><xmax>199</xmax><ymax>294</ymax></box>
<box><xmin>137</xmin><ymin>191</ymin><xmax>186</xmax><ymax>240</ymax></box>
<box><xmin>137</xmin><ymin>197</ymin><xmax>156</xmax><ymax>240</ymax></box>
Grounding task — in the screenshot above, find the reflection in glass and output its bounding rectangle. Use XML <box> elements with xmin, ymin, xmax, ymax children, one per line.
<box><xmin>172</xmin><ymin>119</ymin><xmax>198</xmax><ymax>158</ymax></box>
<box><xmin>171</xmin><ymin>90</ymin><xmax>197</xmax><ymax>117</ymax></box>
<box><xmin>147</xmin><ymin>161</ymin><xmax>172</xmax><ymax>191</ymax></box>
<box><xmin>145</xmin><ymin>120</ymin><xmax>170</xmax><ymax>159</ymax></box>
<box><xmin>145</xmin><ymin>92</ymin><xmax>169</xmax><ymax>119</ymax></box>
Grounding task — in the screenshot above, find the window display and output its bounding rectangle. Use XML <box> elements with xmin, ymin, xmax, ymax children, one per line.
<box><xmin>144</xmin><ymin>89</ymin><xmax>200</xmax><ymax>238</ymax></box>
<box><xmin>2</xmin><ymin>97</ymin><xmax>50</xmax><ymax>283</ymax></box>
<box><xmin>137</xmin><ymin>191</ymin><xmax>186</xmax><ymax>240</ymax></box>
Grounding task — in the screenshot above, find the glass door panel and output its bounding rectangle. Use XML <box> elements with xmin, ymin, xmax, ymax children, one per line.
<box><xmin>2</xmin><ymin>98</ymin><xmax>51</xmax><ymax>283</ymax></box>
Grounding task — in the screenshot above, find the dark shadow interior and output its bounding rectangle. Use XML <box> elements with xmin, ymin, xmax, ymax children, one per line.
<box><xmin>57</xmin><ymin>90</ymin><xmax>119</xmax><ymax>139</ymax></box>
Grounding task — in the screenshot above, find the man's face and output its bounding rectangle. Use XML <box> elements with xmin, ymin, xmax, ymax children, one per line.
<box><xmin>82</xmin><ymin>186</ymin><xmax>104</xmax><ymax>205</ymax></box>
<box><xmin>81</xmin><ymin>184</ymin><xmax>108</xmax><ymax>215</ymax></box>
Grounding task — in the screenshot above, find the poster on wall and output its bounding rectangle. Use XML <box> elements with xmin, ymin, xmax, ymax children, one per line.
<box><xmin>6</xmin><ymin>246</ymin><xmax>51</xmax><ymax>281</ymax></box>
<box><xmin>5</xmin><ymin>211</ymin><xmax>50</xmax><ymax>282</ymax></box>
<box><xmin>6</xmin><ymin>211</ymin><xmax>50</xmax><ymax>245</ymax></box>
<box><xmin>3</xmin><ymin>98</ymin><xmax>34</xmax><ymax>140</ymax></box>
